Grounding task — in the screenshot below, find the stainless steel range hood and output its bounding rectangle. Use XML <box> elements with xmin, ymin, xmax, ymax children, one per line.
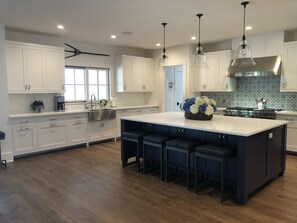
<box><xmin>227</xmin><ymin>55</ymin><xmax>281</xmax><ymax>77</ymax></box>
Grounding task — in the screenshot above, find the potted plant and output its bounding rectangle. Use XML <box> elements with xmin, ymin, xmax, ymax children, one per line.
<box><xmin>31</xmin><ymin>100</ymin><xmax>45</xmax><ymax>112</ymax></box>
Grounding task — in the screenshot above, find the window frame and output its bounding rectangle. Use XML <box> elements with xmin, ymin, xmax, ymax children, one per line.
<box><xmin>64</xmin><ymin>66</ymin><xmax>111</xmax><ymax>102</ymax></box>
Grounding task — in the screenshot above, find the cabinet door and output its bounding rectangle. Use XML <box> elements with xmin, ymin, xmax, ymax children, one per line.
<box><xmin>280</xmin><ymin>42</ymin><xmax>297</xmax><ymax>92</ymax></box>
<box><xmin>12</xmin><ymin>125</ymin><xmax>38</xmax><ymax>155</ymax></box>
<box><xmin>44</xmin><ymin>47</ymin><xmax>65</xmax><ymax>93</ymax></box>
<box><xmin>122</xmin><ymin>56</ymin><xmax>134</xmax><ymax>91</ymax></box>
<box><xmin>26</xmin><ymin>46</ymin><xmax>45</xmax><ymax>92</ymax></box>
<box><xmin>132</xmin><ymin>58</ymin><xmax>143</xmax><ymax>91</ymax></box>
<box><xmin>38</xmin><ymin>122</ymin><xmax>68</xmax><ymax>150</ymax></box>
<box><xmin>204</xmin><ymin>54</ymin><xmax>219</xmax><ymax>90</ymax></box>
<box><xmin>142</xmin><ymin>59</ymin><xmax>154</xmax><ymax>91</ymax></box>
<box><xmin>218</xmin><ymin>51</ymin><xmax>235</xmax><ymax>92</ymax></box>
<box><xmin>100</xmin><ymin>120</ymin><xmax>115</xmax><ymax>138</ymax></box>
<box><xmin>69</xmin><ymin>120</ymin><xmax>87</xmax><ymax>145</ymax></box>
<box><xmin>6</xmin><ymin>43</ymin><xmax>26</xmax><ymax>92</ymax></box>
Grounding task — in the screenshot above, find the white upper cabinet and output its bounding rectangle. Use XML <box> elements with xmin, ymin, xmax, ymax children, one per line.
<box><xmin>194</xmin><ymin>50</ymin><xmax>235</xmax><ymax>92</ymax></box>
<box><xmin>6</xmin><ymin>41</ymin><xmax>65</xmax><ymax>94</ymax></box>
<box><xmin>280</xmin><ymin>41</ymin><xmax>297</xmax><ymax>92</ymax></box>
<box><xmin>116</xmin><ymin>55</ymin><xmax>154</xmax><ymax>92</ymax></box>
<box><xmin>232</xmin><ymin>31</ymin><xmax>284</xmax><ymax>58</ymax></box>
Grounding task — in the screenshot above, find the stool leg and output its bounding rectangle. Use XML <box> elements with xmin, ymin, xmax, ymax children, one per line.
<box><xmin>187</xmin><ymin>152</ymin><xmax>190</xmax><ymax>191</ymax></box>
<box><xmin>221</xmin><ymin>159</ymin><xmax>226</xmax><ymax>202</ymax></box>
<box><xmin>160</xmin><ymin>145</ymin><xmax>163</xmax><ymax>181</ymax></box>
<box><xmin>136</xmin><ymin>141</ymin><xmax>140</xmax><ymax>172</ymax></box>
<box><xmin>143</xmin><ymin>143</ymin><xmax>146</xmax><ymax>175</ymax></box>
<box><xmin>165</xmin><ymin>148</ymin><xmax>168</xmax><ymax>182</ymax></box>
<box><xmin>195</xmin><ymin>156</ymin><xmax>198</xmax><ymax>193</ymax></box>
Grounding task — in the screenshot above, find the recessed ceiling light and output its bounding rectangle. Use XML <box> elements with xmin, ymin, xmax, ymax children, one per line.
<box><xmin>246</xmin><ymin>26</ymin><xmax>252</xmax><ymax>30</ymax></box>
<box><xmin>111</xmin><ymin>35</ymin><xmax>117</xmax><ymax>39</ymax></box>
<box><xmin>156</xmin><ymin>43</ymin><xmax>161</xmax><ymax>47</ymax></box>
<box><xmin>191</xmin><ymin>36</ymin><xmax>197</xmax><ymax>40</ymax></box>
<box><xmin>57</xmin><ymin>24</ymin><xmax>64</xmax><ymax>30</ymax></box>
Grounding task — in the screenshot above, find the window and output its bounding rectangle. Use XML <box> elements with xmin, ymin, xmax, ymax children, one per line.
<box><xmin>64</xmin><ymin>66</ymin><xmax>110</xmax><ymax>102</ymax></box>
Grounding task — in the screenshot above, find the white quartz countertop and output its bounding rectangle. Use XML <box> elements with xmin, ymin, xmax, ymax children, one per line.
<box><xmin>9</xmin><ymin>105</ymin><xmax>159</xmax><ymax>118</ymax></box>
<box><xmin>122</xmin><ymin>112</ymin><xmax>289</xmax><ymax>137</ymax></box>
<box><xmin>276</xmin><ymin>110</ymin><xmax>297</xmax><ymax>116</ymax></box>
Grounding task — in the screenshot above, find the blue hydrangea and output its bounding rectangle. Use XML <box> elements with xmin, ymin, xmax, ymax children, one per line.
<box><xmin>199</xmin><ymin>104</ymin><xmax>207</xmax><ymax>113</ymax></box>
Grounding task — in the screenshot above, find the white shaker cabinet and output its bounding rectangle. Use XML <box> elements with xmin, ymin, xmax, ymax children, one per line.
<box><xmin>12</xmin><ymin>118</ymin><xmax>38</xmax><ymax>156</ymax></box>
<box><xmin>87</xmin><ymin>119</ymin><xmax>115</xmax><ymax>142</ymax></box>
<box><xmin>280</xmin><ymin>41</ymin><xmax>297</xmax><ymax>92</ymax></box>
<box><xmin>6</xmin><ymin>41</ymin><xmax>65</xmax><ymax>94</ymax></box>
<box><xmin>195</xmin><ymin>50</ymin><xmax>235</xmax><ymax>92</ymax></box>
<box><xmin>69</xmin><ymin>115</ymin><xmax>87</xmax><ymax>145</ymax></box>
<box><xmin>44</xmin><ymin>47</ymin><xmax>65</xmax><ymax>93</ymax></box>
<box><xmin>38</xmin><ymin>120</ymin><xmax>68</xmax><ymax>151</ymax></box>
<box><xmin>116</xmin><ymin>55</ymin><xmax>154</xmax><ymax>92</ymax></box>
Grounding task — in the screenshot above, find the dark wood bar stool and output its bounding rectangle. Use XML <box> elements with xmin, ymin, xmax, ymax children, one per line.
<box><xmin>143</xmin><ymin>134</ymin><xmax>169</xmax><ymax>180</ymax></box>
<box><xmin>121</xmin><ymin>131</ymin><xmax>146</xmax><ymax>172</ymax></box>
<box><xmin>195</xmin><ymin>144</ymin><xmax>236</xmax><ymax>202</ymax></box>
<box><xmin>165</xmin><ymin>138</ymin><xmax>196</xmax><ymax>190</ymax></box>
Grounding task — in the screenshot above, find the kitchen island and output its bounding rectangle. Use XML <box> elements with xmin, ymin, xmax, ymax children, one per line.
<box><xmin>121</xmin><ymin>112</ymin><xmax>288</xmax><ymax>205</ymax></box>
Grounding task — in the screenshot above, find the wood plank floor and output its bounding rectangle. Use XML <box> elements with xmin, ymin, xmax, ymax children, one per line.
<box><xmin>1</xmin><ymin>140</ymin><xmax>297</xmax><ymax>223</ymax></box>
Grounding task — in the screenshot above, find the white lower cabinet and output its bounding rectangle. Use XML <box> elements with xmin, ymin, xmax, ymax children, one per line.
<box><xmin>87</xmin><ymin>120</ymin><xmax>115</xmax><ymax>142</ymax></box>
<box><xmin>38</xmin><ymin>122</ymin><xmax>68</xmax><ymax>151</ymax></box>
<box><xmin>276</xmin><ymin>114</ymin><xmax>297</xmax><ymax>153</ymax></box>
<box><xmin>115</xmin><ymin>107</ymin><xmax>159</xmax><ymax>137</ymax></box>
<box><xmin>12</xmin><ymin>118</ymin><xmax>38</xmax><ymax>156</ymax></box>
<box><xmin>69</xmin><ymin>120</ymin><xmax>87</xmax><ymax>145</ymax></box>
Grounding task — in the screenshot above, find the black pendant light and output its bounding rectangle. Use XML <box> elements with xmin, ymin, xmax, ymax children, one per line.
<box><xmin>160</xmin><ymin>22</ymin><xmax>169</xmax><ymax>64</ymax></box>
<box><xmin>231</xmin><ymin>1</ymin><xmax>256</xmax><ymax>67</ymax></box>
<box><xmin>193</xmin><ymin>14</ymin><xmax>208</xmax><ymax>68</ymax></box>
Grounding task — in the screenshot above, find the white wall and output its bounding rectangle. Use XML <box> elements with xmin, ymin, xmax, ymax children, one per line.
<box><xmin>0</xmin><ymin>24</ymin><xmax>13</xmax><ymax>161</ymax></box>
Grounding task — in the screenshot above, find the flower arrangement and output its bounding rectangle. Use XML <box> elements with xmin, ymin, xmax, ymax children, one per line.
<box><xmin>181</xmin><ymin>96</ymin><xmax>217</xmax><ymax>116</ymax></box>
<box><xmin>30</xmin><ymin>100</ymin><xmax>44</xmax><ymax>112</ymax></box>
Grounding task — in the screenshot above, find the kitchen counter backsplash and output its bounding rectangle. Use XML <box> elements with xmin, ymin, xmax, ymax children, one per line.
<box><xmin>205</xmin><ymin>76</ymin><xmax>297</xmax><ymax>111</ymax></box>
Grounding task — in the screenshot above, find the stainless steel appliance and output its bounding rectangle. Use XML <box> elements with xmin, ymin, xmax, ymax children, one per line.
<box><xmin>223</xmin><ymin>107</ymin><xmax>281</xmax><ymax>119</ymax></box>
<box><xmin>54</xmin><ymin>96</ymin><xmax>65</xmax><ymax>111</ymax></box>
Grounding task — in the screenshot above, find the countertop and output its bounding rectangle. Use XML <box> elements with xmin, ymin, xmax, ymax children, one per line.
<box><xmin>122</xmin><ymin>112</ymin><xmax>289</xmax><ymax>137</ymax></box>
<box><xmin>9</xmin><ymin>105</ymin><xmax>159</xmax><ymax>118</ymax></box>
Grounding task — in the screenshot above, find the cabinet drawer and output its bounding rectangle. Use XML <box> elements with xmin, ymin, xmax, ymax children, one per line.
<box><xmin>12</xmin><ymin>117</ymin><xmax>36</xmax><ymax>127</ymax></box>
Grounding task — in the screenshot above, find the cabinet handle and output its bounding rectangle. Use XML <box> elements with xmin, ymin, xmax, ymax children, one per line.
<box><xmin>28</xmin><ymin>84</ymin><xmax>31</xmax><ymax>90</ymax></box>
<box><xmin>50</xmin><ymin>124</ymin><xmax>57</xmax><ymax>127</ymax></box>
<box><xmin>24</xmin><ymin>85</ymin><xmax>27</xmax><ymax>90</ymax></box>
<box><xmin>19</xmin><ymin>121</ymin><xmax>28</xmax><ymax>124</ymax></box>
<box><xmin>62</xmin><ymin>84</ymin><xmax>65</xmax><ymax>90</ymax></box>
<box><xmin>75</xmin><ymin>116</ymin><xmax>82</xmax><ymax>119</ymax></box>
<box><xmin>282</xmin><ymin>82</ymin><xmax>286</xmax><ymax>88</ymax></box>
<box><xmin>225</xmin><ymin>84</ymin><xmax>228</xmax><ymax>89</ymax></box>
<box><xmin>20</xmin><ymin>127</ymin><xmax>29</xmax><ymax>131</ymax></box>
<box><xmin>124</xmin><ymin>85</ymin><xmax>126</xmax><ymax>90</ymax></box>
<box><xmin>143</xmin><ymin>85</ymin><xmax>146</xmax><ymax>90</ymax></box>
<box><xmin>49</xmin><ymin>118</ymin><xmax>56</xmax><ymax>121</ymax></box>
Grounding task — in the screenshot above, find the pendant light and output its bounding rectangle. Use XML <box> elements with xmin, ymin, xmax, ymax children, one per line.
<box><xmin>160</xmin><ymin>22</ymin><xmax>169</xmax><ymax>65</ymax></box>
<box><xmin>231</xmin><ymin>1</ymin><xmax>256</xmax><ymax>67</ymax></box>
<box><xmin>193</xmin><ymin>14</ymin><xmax>208</xmax><ymax>68</ymax></box>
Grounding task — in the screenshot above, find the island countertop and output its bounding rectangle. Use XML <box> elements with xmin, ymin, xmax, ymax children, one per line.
<box><xmin>122</xmin><ymin>112</ymin><xmax>289</xmax><ymax>137</ymax></box>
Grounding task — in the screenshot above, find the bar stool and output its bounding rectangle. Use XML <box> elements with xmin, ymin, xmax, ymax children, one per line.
<box><xmin>195</xmin><ymin>144</ymin><xmax>236</xmax><ymax>202</ymax></box>
<box><xmin>165</xmin><ymin>138</ymin><xmax>196</xmax><ymax>190</ymax></box>
<box><xmin>121</xmin><ymin>131</ymin><xmax>146</xmax><ymax>172</ymax></box>
<box><xmin>143</xmin><ymin>134</ymin><xmax>169</xmax><ymax>180</ymax></box>
<box><xmin>0</xmin><ymin>131</ymin><xmax>6</xmax><ymax>169</ymax></box>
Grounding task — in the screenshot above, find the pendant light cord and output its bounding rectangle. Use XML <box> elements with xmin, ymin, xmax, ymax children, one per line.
<box><xmin>162</xmin><ymin>23</ymin><xmax>167</xmax><ymax>54</ymax></box>
<box><xmin>241</xmin><ymin>2</ymin><xmax>249</xmax><ymax>45</ymax></box>
<box><xmin>197</xmin><ymin>14</ymin><xmax>203</xmax><ymax>49</ymax></box>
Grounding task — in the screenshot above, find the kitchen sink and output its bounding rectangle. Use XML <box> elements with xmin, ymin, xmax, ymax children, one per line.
<box><xmin>88</xmin><ymin>109</ymin><xmax>116</xmax><ymax>121</ymax></box>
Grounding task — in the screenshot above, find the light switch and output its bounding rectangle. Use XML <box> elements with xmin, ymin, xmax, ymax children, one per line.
<box><xmin>269</xmin><ymin>132</ymin><xmax>273</xmax><ymax>139</ymax></box>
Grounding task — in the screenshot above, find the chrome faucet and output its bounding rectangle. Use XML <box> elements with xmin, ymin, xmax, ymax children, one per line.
<box><xmin>90</xmin><ymin>94</ymin><xmax>96</xmax><ymax>109</ymax></box>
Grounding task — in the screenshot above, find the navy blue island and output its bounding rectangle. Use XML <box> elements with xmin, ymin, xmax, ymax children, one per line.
<box><xmin>121</xmin><ymin>112</ymin><xmax>288</xmax><ymax>205</ymax></box>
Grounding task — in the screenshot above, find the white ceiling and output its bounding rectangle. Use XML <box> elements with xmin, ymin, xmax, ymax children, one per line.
<box><xmin>1</xmin><ymin>0</ymin><xmax>297</xmax><ymax>49</ymax></box>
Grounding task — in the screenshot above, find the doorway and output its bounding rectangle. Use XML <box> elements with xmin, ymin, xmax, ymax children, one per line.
<box><xmin>164</xmin><ymin>65</ymin><xmax>183</xmax><ymax>112</ymax></box>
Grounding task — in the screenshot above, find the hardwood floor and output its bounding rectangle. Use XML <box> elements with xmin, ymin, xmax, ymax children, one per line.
<box><xmin>1</xmin><ymin>140</ymin><xmax>297</xmax><ymax>223</ymax></box>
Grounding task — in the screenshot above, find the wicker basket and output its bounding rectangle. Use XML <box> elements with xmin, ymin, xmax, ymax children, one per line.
<box><xmin>184</xmin><ymin>112</ymin><xmax>213</xmax><ymax>120</ymax></box>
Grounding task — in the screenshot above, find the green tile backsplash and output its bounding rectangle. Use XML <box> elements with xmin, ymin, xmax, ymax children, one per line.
<box><xmin>205</xmin><ymin>76</ymin><xmax>297</xmax><ymax>110</ymax></box>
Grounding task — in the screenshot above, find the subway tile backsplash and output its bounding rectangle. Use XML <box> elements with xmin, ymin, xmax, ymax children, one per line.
<box><xmin>205</xmin><ymin>76</ymin><xmax>297</xmax><ymax>111</ymax></box>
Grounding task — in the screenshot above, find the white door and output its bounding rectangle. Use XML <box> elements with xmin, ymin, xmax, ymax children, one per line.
<box><xmin>164</xmin><ymin>65</ymin><xmax>183</xmax><ymax>112</ymax></box>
